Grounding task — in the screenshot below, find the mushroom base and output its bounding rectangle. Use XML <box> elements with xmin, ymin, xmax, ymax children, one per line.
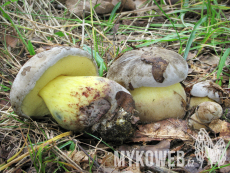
<box><xmin>129</xmin><ymin>83</ymin><xmax>186</xmax><ymax>122</ymax></box>
<box><xmin>189</xmin><ymin>113</ymin><xmax>207</xmax><ymax>130</ymax></box>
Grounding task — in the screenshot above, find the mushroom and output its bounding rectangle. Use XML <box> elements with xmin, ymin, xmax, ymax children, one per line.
<box><xmin>107</xmin><ymin>47</ymin><xmax>188</xmax><ymax>122</ymax></box>
<box><xmin>10</xmin><ymin>47</ymin><xmax>98</xmax><ymax>119</ymax></box>
<box><xmin>10</xmin><ymin>47</ymin><xmax>138</xmax><ymax>141</ymax></box>
<box><xmin>189</xmin><ymin>80</ymin><xmax>222</xmax><ymax>108</ymax></box>
<box><xmin>189</xmin><ymin>101</ymin><xmax>223</xmax><ymax>130</ymax></box>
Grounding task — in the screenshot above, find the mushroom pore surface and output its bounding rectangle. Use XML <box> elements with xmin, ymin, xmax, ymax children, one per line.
<box><xmin>10</xmin><ymin>47</ymin><xmax>98</xmax><ymax>118</ymax></box>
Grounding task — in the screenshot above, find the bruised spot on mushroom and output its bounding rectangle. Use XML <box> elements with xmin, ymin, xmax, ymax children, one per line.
<box><xmin>115</xmin><ymin>91</ymin><xmax>135</xmax><ymax>113</ymax></box>
<box><xmin>54</xmin><ymin>112</ymin><xmax>62</xmax><ymax>120</ymax></box>
<box><xmin>128</xmin><ymin>83</ymin><xmax>134</xmax><ymax>90</ymax></box>
<box><xmin>93</xmin><ymin>92</ymin><xmax>100</xmax><ymax>99</ymax></box>
<box><xmin>86</xmin><ymin>87</ymin><xmax>93</xmax><ymax>91</ymax></box>
<box><xmin>141</xmin><ymin>53</ymin><xmax>169</xmax><ymax>83</ymax></box>
<box><xmin>82</xmin><ymin>92</ymin><xmax>89</xmax><ymax>97</ymax></box>
<box><xmin>79</xmin><ymin>98</ymin><xmax>111</xmax><ymax>126</ymax></box>
<box><xmin>21</xmin><ymin>66</ymin><xmax>31</xmax><ymax>76</ymax></box>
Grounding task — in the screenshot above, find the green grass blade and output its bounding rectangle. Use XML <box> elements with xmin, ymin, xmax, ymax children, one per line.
<box><xmin>84</xmin><ymin>132</ymin><xmax>115</xmax><ymax>152</ymax></box>
<box><xmin>153</xmin><ymin>0</ymin><xmax>182</xmax><ymax>52</ymax></box>
<box><xmin>108</xmin><ymin>2</ymin><xmax>121</xmax><ymax>23</ymax></box>
<box><xmin>217</xmin><ymin>48</ymin><xmax>230</xmax><ymax>79</ymax></box>
<box><xmin>28</xmin><ymin>40</ymin><xmax>35</xmax><ymax>55</ymax></box>
<box><xmin>183</xmin><ymin>16</ymin><xmax>207</xmax><ymax>60</ymax></box>
<box><xmin>83</xmin><ymin>45</ymin><xmax>107</xmax><ymax>76</ymax></box>
<box><xmin>2</xmin><ymin>0</ymin><xmax>18</xmax><ymax>7</ymax></box>
<box><xmin>0</xmin><ymin>6</ymin><xmax>35</xmax><ymax>55</ymax></box>
<box><xmin>58</xmin><ymin>141</ymin><xmax>74</xmax><ymax>150</ymax></box>
<box><xmin>0</xmin><ymin>84</ymin><xmax>11</xmax><ymax>91</ymax></box>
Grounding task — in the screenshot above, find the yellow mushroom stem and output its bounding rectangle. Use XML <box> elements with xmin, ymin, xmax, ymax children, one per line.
<box><xmin>189</xmin><ymin>97</ymin><xmax>214</xmax><ymax>109</ymax></box>
<box><xmin>129</xmin><ymin>83</ymin><xmax>186</xmax><ymax>122</ymax></box>
<box><xmin>39</xmin><ymin>76</ymin><xmax>114</xmax><ymax>131</ymax></box>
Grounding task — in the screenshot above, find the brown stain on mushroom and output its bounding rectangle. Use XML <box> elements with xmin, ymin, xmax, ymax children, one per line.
<box><xmin>128</xmin><ymin>83</ymin><xmax>134</xmax><ymax>90</ymax></box>
<box><xmin>21</xmin><ymin>66</ymin><xmax>31</xmax><ymax>76</ymax></box>
<box><xmin>115</xmin><ymin>91</ymin><xmax>135</xmax><ymax>113</ymax></box>
<box><xmin>141</xmin><ymin>52</ymin><xmax>169</xmax><ymax>83</ymax></box>
<box><xmin>82</xmin><ymin>92</ymin><xmax>89</xmax><ymax>97</ymax></box>
<box><xmin>79</xmin><ymin>98</ymin><xmax>111</xmax><ymax>126</ymax></box>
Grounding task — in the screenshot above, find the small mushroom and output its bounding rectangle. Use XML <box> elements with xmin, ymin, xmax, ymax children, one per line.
<box><xmin>189</xmin><ymin>101</ymin><xmax>223</xmax><ymax>130</ymax></box>
<box><xmin>10</xmin><ymin>47</ymin><xmax>138</xmax><ymax>141</ymax></box>
<box><xmin>107</xmin><ymin>47</ymin><xmax>188</xmax><ymax>122</ymax></box>
<box><xmin>189</xmin><ymin>80</ymin><xmax>224</xmax><ymax>109</ymax></box>
<box><xmin>191</xmin><ymin>80</ymin><xmax>221</xmax><ymax>101</ymax></box>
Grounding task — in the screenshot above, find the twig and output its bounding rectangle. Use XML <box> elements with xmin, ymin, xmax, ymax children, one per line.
<box><xmin>73</xmin><ymin>139</ymin><xmax>104</xmax><ymax>173</ymax></box>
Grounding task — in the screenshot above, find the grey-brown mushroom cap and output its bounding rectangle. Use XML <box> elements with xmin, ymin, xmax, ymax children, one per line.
<box><xmin>107</xmin><ymin>47</ymin><xmax>188</xmax><ymax>89</ymax></box>
<box><xmin>10</xmin><ymin>47</ymin><xmax>98</xmax><ymax>119</ymax></box>
<box><xmin>195</xmin><ymin>101</ymin><xmax>222</xmax><ymax>123</ymax></box>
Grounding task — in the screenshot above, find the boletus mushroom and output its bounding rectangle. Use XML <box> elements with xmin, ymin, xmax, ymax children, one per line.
<box><xmin>10</xmin><ymin>47</ymin><xmax>138</xmax><ymax>141</ymax></box>
<box><xmin>107</xmin><ymin>47</ymin><xmax>188</xmax><ymax>122</ymax></box>
<box><xmin>189</xmin><ymin>101</ymin><xmax>222</xmax><ymax>130</ymax></box>
<box><xmin>189</xmin><ymin>80</ymin><xmax>221</xmax><ymax>108</ymax></box>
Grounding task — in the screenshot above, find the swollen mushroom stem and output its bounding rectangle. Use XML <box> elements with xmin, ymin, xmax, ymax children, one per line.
<box><xmin>39</xmin><ymin>76</ymin><xmax>138</xmax><ymax>141</ymax></box>
<box><xmin>189</xmin><ymin>101</ymin><xmax>223</xmax><ymax>130</ymax></box>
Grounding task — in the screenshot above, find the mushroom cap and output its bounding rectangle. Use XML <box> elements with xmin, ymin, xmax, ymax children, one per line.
<box><xmin>195</xmin><ymin>101</ymin><xmax>222</xmax><ymax>123</ymax></box>
<box><xmin>190</xmin><ymin>80</ymin><xmax>220</xmax><ymax>102</ymax></box>
<box><xmin>10</xmin><ymin>47</ymin><xmax>98</xmax><ymax>118</ymax></box>
<box><xmin>107</xmin><ymin>47</ymin><xmax>188</xmax><ymax>89</ymax></box>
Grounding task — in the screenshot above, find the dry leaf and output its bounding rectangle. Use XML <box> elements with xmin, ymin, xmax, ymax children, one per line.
<box><xmin>99</xmin><ymin>152</ymin><xmax>115</xmax><ymax>167</ymax></box>
<box><xmin>1</xmin><ymin>30</ymin><xmax>18</xmax><ymax>48</ymax></box>
<box><xmin>131</xmin><ymin>118</ymin><xmax>198</xmax><ymax>142</ymax></box>
<box><xmin>199</xmin><ymin>54</ymin><xmax>220</xmax><ymax>66</ymax></box>
<box><xmin>67</xmin><ymin>150</ymin><xmax>89</xmax><ymax>164</ymax></box>
<box><xmin>66</xmin><ymin>0</ymin><xmax>114</xmax><ymax>17</ymax></box>
<box><xmin>209</xmin><ymin>119</ymin><xmax>230</xmax><ymax>141</ymax></box>
<box><xmin>112</xmin><ymin>0</ymin><xmax>136</xmax><ymax>10</ymax></box>
<box><xmin>103</xmin><ymin>164</ymin><xmax>141</xmax><ymax>173</ymax></box>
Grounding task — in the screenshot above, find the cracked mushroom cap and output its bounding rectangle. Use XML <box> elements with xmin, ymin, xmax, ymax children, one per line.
<box><xmin>195</xmin><ymin>101</ymin><xmax>222</xmax><ymax>124</ymax></box>
<box><xmin>107</xmin><ymin>47</ymin><xmax>188</xmax><ymax>89</ymax></box>
<box><xmin>10</xmin><ymin>47</ymin><xmax>98</xmax><ymax>119</ymax></box>
<box><xmin>189</xmin><ymin>101</ymin><xmax>222</xmax><ymax>130</ymax></box>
